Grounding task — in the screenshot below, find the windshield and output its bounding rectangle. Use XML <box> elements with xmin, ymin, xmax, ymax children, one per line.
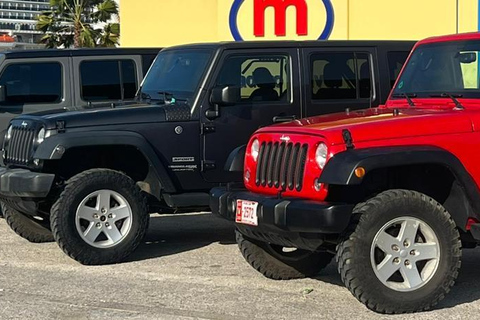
<box><xmin>393</xmin><ymin>40</ymin><xmax>480</xmax><ymax>98</ymax></box>
<box><xmin>140</xmin><ymin>49</ymin><xmax>212</xmax><ymax>104</ymax></box>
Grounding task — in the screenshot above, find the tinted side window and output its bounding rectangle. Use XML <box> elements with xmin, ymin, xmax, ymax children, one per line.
<box><xmin>80</xmin><ymin>60</ymin><xmax>137</xmax><ymax>101</ymax></box>
<box><xmin>0</xmin><ymin>62</ymin><xmax>62</xmax><ymax>104</ymax></box>
<box><xmin>310</xmin><ymin>52</ymin><xmax>372</xmax><ymax>100</ymax></box>
<box><xmin>122</xmin><ymin>60</ymin><xmax>137</xmax><ymax>99</ymax></box>
<box><xmin>357</xmin><ymin>53</ymin><xmax>372</xmax><ymax>98</ymax></box>
<box><xmin>215</xmin><ymin>54</ymin><xmax>290</xmax><ymax>103</ymax></box>
<box><xmin>387</xmin><ymin>52</ymin><xmax>409</xmax><ymax>88</ymax></box>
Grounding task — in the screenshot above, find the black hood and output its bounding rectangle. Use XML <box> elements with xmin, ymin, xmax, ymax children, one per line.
<box><xmin>13</xmin><ymin>104</ymin><xmax>192</xmax><ymax>130</ymax></box>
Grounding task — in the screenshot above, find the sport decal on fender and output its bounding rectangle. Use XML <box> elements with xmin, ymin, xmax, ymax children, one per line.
<box><xmin>229</xmin><ymin>0</ymin><xmax>335</xmax><ymax>41</ymax></box>
<box><xmin>169</xmin><ymin>156</ymin><xmax>197</xmax><ymax>172</ymax></box>
<box><xmin>172</xmin><ymin>157</ymin><xmax>195</xmax><ymax>163</ymax></box>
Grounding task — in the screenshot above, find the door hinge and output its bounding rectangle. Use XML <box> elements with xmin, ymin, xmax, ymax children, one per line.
<box><xmin>201</xmin><ymin>123</ymin><xmax>216</xmax><ymax>134</ymax></box>
<box><xmin>201</xmin><ymin>160</ymin><xmax>216</xmax><ymax>171</ymax></box>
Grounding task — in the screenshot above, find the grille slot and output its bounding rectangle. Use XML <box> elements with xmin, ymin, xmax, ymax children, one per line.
<box><xmin>272</xmin><ymin>142</ymin><xmax>285</xmax><ymax>188</ymax></box>
<box><xmin>4</xmin><ymin>125</ymin><xmax>36</xmax><ymax>165</ymax></box>
<box><xmin>256</xmin><ymin>141</ymin><xmax>308</xmax><ymax>191</ymax></box>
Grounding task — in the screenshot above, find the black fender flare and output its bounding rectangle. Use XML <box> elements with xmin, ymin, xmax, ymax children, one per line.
<box><xmin>320</xmin><ymin>145</ymin><xmax>480</xmax><ymax>230</ymax></box>
<box><xmin>33</xmin><ymin>131</ymin><xmax>176</xmax><ymax>193</ymax></box>
<box><xmin>224</xmin><ymin>145</ymin><xmax>246</xmax><ymax>172</ymax></box>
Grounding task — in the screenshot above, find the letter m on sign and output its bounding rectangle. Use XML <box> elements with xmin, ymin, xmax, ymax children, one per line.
<box><xmin>254</xmin><ymin>0</ymin><xmax>308</xmax><ymax>37</ymax></box>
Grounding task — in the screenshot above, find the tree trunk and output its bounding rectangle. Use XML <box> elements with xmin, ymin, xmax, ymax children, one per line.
<box><xmin>74</xmin><ymin>21</ymin><xmax>81</xmax><ymax>48</ymax></box>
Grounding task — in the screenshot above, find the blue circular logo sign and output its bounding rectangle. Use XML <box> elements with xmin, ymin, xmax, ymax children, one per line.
<box><xmin>229</xmin><ymin>0</ymin><xmax>335</xmax><ymax>41</ymax></box>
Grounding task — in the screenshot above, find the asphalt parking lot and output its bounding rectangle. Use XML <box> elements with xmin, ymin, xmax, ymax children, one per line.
<box><xmin>1</xmin><ymin>212</ymin><xmax>480</xmax><ymax>320</ymax></box>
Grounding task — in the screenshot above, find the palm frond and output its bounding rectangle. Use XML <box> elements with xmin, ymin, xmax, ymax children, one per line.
<box><xmin>36</xmin><ymin>0</ymin><xmax>120</xmax><ymax>48</ymax></box>
<box><xmin>97</xmin><ymin>22</ymin><xmax>119</xmax><ymax>47</ymax></box>
<box><xmin>94</xmin><ymin>0</ymin><xmax>118</xmax><ymax>22</ymax></box>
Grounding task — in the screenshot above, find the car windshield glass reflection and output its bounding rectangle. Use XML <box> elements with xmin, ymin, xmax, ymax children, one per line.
<box><xmin>141</xmin><ymin>49</ymin><xmax>212</xmax><ymax>106</ymax></box>
<box><xmin>393</xmin><ymin>40</ymin><xmax>480</xmax><ymax>99</ymax></box>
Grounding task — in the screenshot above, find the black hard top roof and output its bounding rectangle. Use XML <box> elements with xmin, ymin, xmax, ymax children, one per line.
<box><xmin>2</xmin><ymin>47</ymin><xmax>162</xmax><ymax>59</ymax></box>
<box><xmin>163</xmin><ymin>40</ymin><xmax>416</xmax><ymax>51</ymax></box>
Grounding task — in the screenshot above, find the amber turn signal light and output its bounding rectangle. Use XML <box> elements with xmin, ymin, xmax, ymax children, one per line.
<box><xmin>355</xmin><ymin>167</ymin><xmax>366</xmax><ymax>178</ymax></box>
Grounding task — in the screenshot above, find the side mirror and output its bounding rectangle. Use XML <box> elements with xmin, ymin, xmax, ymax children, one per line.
<box><xmin>0</xmin><ymin>85</ymin><xmax>6</xmax><ymax>103</ymax></box>
<box><xmin>210</xmin><ymin>86</ymin><xmax>240</xmax><ymax>106</ymax></box>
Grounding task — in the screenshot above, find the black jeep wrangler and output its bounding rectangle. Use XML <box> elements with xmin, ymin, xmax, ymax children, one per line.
<box><xmin>0</xmin><ymin>41</ymin><xmax>413</xmax><ymax>264</ymax></box>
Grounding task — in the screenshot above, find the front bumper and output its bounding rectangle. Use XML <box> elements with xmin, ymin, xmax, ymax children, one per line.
<box><xmin>210</xmin><ymin>187</ymin><xmax>354</xmax><ymax>234</ymax></box>
<box><xmin>0</xmin><ymin>167</ymin><xmax>55</xmax><ymax>198</ymax></box>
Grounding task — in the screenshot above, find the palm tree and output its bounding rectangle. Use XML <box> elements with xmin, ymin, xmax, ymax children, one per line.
<box><xmin>97</xmin><ymin>22</ymin><xmax>120</xmax><ymax>47</ymax></box>
<box><xmin>37</xmin><ymin>0</ymin><xmax>120</xmax><ymax>48</ymax></box>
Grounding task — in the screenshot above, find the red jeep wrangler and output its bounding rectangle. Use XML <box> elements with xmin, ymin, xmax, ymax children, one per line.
<box><xmin>210</xmin><ymin>32</ymin><xmax>480</xmax><ymax>313</ymax></box>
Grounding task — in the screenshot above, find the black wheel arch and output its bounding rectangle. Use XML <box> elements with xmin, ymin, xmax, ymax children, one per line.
<box><xmin>224</xmin><ymin>144</ymin><xmax>246</xmax><ymax>172</ymax></box>
<box><xmin>320</xmin><ymin>146</ymin><xmax>480</xmax><ymax>232</ymax></box>
<box><xmin>33</xmin><ymin>131</ymin><xmax>176</xmax><ymax>195</ymax></box>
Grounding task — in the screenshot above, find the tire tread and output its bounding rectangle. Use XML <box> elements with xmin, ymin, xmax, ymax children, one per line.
<box><xmin>2</xmin><ymin>203</ymin><xmax>54</xmax><ymax>243</ymax></box>
<box><xmin>236</xmin><ymin>230</ymin><xmax>333</xmax><ymax>280</ymax></box>
<box><xmin>50</xmin><ymin>169</ymin><xmax>148</xmax><ymax>265</ymax></box>
<box><xmin>336</xmin><ymin>189</ymin><xmax>461</xmax><ymax>314</ymax></box>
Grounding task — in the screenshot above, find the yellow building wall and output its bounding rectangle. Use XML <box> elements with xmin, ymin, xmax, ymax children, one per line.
<box><xmin>120</xmin><ymin>0</ymin><xmax>479</xmax><ymax>47</ymax></box>
<box><xmin>348</xmin><ymin>0</ymin><xmax>477</xmax><ymax>40</ymax></box>
<box><xmin>121</xmin><ymin>0</ymin><xmax>219</xmax><ymax>47</ymax></box>
<box><xmin>459</xmin><ymin>0</ymin><xmax>479</xmax><ymax>32</ymax></box>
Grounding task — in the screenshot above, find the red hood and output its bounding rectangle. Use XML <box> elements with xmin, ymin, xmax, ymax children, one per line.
<box><xmin>257</xmin><ymin>107</ymin><xmax>473</xmax><ymax>145</ymax></box>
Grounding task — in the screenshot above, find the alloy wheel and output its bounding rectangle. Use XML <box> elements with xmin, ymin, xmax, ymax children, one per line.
<box><xmin>75</xmin><ymin>189</ymin><xmax>133</xmax><ymax>248</ymax></box>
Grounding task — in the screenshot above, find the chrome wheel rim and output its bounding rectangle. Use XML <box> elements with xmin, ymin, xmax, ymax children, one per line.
<box><xmin>370</xmin><ymin>216</ymin><xmax>440</xmax><ymax>292</ymax></box>
<box><xmin>75</xmin><ymin>190</ymin><xmax>133</xmax><ymax>249</ymax></box>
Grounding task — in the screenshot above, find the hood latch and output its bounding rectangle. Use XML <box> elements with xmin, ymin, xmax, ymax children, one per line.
<box><xmin>56</xmin><ymin>120</ymin><xmax>66</xmax><ymax>133</ymax></box>
<box><xmin>342</xmin><ymin>129</ymin><xmax>355</xmax><ymax>150</ymax></box>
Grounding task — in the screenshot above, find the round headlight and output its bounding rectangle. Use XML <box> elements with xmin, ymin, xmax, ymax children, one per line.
<box><xmin>315</xmin><ymin>143</ymin><xmax>328</xmax><ymax>169</ymax></box>
<box><xmin>251</xmin><ymin>139</ymin><xmax>260</xmax><ymax>161</ymax></box>
<box><xmin>6</xmin><ymin>125</ymin><xmax>12</xmax><ymax>140</ymax></box>
<box><xmin>37</xmin><ymin>127</ymin><xmax>46</xmax><ymax>144</ymax></box>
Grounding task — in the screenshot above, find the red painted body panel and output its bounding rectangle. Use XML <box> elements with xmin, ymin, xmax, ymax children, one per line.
<box><xmin>257</xmin><ymin>107</ymin><xmax>473</xmax><ymax>145</ymax></box>
<box><xmin>243</xmin><ymin>32</ymin><xmax>480</xmax><ymax>203</ymax></box>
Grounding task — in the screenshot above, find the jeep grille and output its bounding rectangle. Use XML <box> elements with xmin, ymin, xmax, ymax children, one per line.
<box><xmin>255</xmin><ymin>141</ymin><xmax>308</xmax><ymax>191</ymax></box>
<box><xmin>4</xmin><ymin>125</ymin><xmax>36</xmax><ymax>165</ymax></box>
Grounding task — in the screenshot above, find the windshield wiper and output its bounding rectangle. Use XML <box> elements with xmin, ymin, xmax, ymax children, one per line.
<box><xmin>157</xmin><ymin>91</ymin><xmax>175</xmax><ymax>101</ymax></box>
<box><xmin>429</xmin><ymin>93</ymin><xmax>465</xmax><ymax>110</ymax></box>
<box><xmin>392</xmin><ymin>93</ymin><xmax>417</xmax><ymax>107</ymax></box>
<box><xmin>157</xmin><ymin>91</ymin><xmax>189</xmax><ymax>105</ymax></box>
<box><xmin>138</xmin><ymin>91</ymin><xmax>154</xmax><ymax>103</ymax></box>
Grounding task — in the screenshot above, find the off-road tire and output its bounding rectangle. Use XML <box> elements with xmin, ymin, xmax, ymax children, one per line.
<box><xmin>336</xmin><ymin>190</ymin><xmax>461</xmax><ymax>314</ymax></box>
<box><xmin>51</xmin><ymin>169</ymin><xmax>149</xmax><ymax>265</ymax></box>
<box><xmin>2</xmin><ymin>202</ymin><xmax>54</xmax><ymax>243</ymax></box>
<box><xmin>236</xmin><ymin>230</ymin><xmax>334</xmax><ymax>280</ymax></box>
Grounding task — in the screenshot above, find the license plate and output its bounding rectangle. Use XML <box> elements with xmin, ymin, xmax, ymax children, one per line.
<box><xmin>235</xmin><ymin>200</ymin><xmax>258</xmax><ymax>226</ymax></box>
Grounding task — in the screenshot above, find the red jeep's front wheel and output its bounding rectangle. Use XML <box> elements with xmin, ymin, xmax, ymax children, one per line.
<box><xmin>336</xmin><ymin>190</ymin><xmax>461</xmax><ymax>314</ymax></box>
<box><xmin>236</xmin><ymin>230</ymin><xmax>334</xmax><ymax>280</ymax></box>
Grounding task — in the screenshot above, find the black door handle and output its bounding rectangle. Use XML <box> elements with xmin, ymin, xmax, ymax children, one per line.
<box><xmin>273</xmin><ymin>115</ymin><xmax>296</xmax><ymax>123</ymax></box>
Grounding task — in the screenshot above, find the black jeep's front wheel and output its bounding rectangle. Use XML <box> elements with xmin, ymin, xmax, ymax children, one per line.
<box><xmin>50</xmin><ymin>169</ymin><xmax>149</xmax><ymax>265</ymax></box>
<box><xmin>2</xmin><ymin>202</ymin><xmax>54</xmax><ymax>243</ymax></box>
<box><xmin>336</xmin><ymin>190</ymin><xmax>461</xmax><ymax>314</ymax></box>
<box><xmin>236</xmin><ymin>230</ymin><xmax>334</xmax><ymax>280</ymax></box>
